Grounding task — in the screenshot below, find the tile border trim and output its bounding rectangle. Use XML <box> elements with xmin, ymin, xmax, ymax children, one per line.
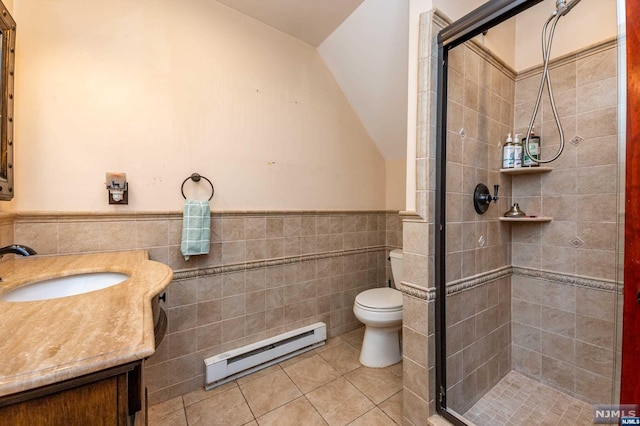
<box><xmin>516</xmin><ymin>37</ymin><xmax>618</xmax><ymax>80</ymax></box>
<box><xmin>397</xmin><ymin>266</ymin><xmax>622</xmax><ymax>301</ymax></box>
<box><xmin>512</xmin><ymin>266</ymin><xmax>620</xmax><ymax>293</ymax></box>
<box><xmin>172</xmin><ymin>245</ymin><xmax>388</xmax><ymax>280</ymax></box>
<box><xmin>399</xmin><ymin>281</ymin><xmax>435</xmax><ymax>301</ymax></box>
<box><xmin>446</xmin><ymin>266</ymin><xmax>512</xmax><ymax>296</ymax></box>
<box><xmin>14</xmin><ymin>210</ymin><xmax>399</xmax><ymax>223</ymax></box>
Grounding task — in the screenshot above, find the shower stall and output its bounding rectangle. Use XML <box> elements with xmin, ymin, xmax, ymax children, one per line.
<box><xmin>430</xmin><ymin>0</ymin><xmax>625</xmax><ymax>424</ymax></box>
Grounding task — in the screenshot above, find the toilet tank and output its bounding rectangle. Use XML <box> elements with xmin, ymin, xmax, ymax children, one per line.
<box><xmin>389</xmin><ymin>249</ymin><xmax>403</xmax><ymax>288</ymax></box>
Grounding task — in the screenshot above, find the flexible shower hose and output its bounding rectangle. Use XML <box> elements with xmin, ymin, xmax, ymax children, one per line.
<box><xmin>524</xmin><ymin>11</ymin><xmax>565</xmax><ymax>164</ymax></box>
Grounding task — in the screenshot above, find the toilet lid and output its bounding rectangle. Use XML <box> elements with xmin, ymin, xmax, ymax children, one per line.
<box><xmin>355</xmin><ymin>288</ymin><xmax>402</xmax><ymax>310</ymax></box>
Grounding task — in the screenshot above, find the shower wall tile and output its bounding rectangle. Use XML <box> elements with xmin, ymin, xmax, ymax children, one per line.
<box><xmin>445</xmin><ymin>277</ymin><xmax>511</xmax><ymax>414</ymax></box>
<box><xmin>577</xmin><ymin>107</ymin><xmax>618</xmax><ymax>139</ymax></box>
<box><xmin>577</xmin><ymin>134</ymin><xmax>618</xmax><ymax>167</ymax></box>
<box><xmin>540</xmin><ymin>306</ymin><xmax>575</xmax><ymax>338</ymax></box>
<box><xmin>445</xmin><ymin>38</ymin><xmax>514</xmax><ymax>292</ymax></box>
<box><xmin>575</xmin><ymin>367</ymin><xmax>613</xmax><ymax>403</ymax></box>
<box><xmin>576</xmin><ymin>48</ymin><xmax>617</xmax><ymax>86</ymax></box>
<box><xmin>541</xmin><ymin>356</ymin><xmax>575</xmax><ymax>395</ymax></box>
<box><xmin>511</xmin><ymin>273</ymin><xmax>616</xmax><ymax>403</ymax></box>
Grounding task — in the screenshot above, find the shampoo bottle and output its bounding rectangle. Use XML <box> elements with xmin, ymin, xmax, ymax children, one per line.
<box><xmin>502</xmin><ymin>133</ymin><xmax>514</xmax><ymax>169</ymax></box>
<box><xmin>513</xmin><ymin>133</ymin><xmax>522</xmax><ymax>168</ymax></box>
<box><xmin>523</xmin><ymin>129</ymin><xmax>540</xmax><ymax>167</ymax></box>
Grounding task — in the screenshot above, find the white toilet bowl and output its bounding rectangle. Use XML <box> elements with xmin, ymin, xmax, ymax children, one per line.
<box><xmin>352</xmin><ymin>249</ymin><xmax>404</xmax><ymax>368</ymax></box>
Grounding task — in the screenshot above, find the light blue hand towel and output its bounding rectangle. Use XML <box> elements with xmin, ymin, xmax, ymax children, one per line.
<box><xmin>181</xmin><ymin>200</ymin><xmax>211</xmax><ymax>260</ymax></box>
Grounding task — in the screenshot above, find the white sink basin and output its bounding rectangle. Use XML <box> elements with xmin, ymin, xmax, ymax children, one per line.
<box><xmin>0</xmin><ymin>272</ymin><xmax>129</xmax><ymax>302</ymax></box>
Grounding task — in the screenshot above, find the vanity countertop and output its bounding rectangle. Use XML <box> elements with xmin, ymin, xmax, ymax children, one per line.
<box><xmin>0</xmin><ymin>250</ymin><xmax>173</xmax><ymax>398</ymax></box>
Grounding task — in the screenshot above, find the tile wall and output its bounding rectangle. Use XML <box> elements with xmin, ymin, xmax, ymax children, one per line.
<box><xmin>394</xmin><ymin>10</ymin><xmax>441</xmax><ymax>425</ymax></box>
<box><xmin>406</xmin><ymin>10</ymin><xmax>621</xmax><ymax>423</ymax></box>
<box><xmin>443</xmin><ymin>17</ymin><xmax>515</xmax><ymax>414</ymax></box>
<box><xmin>445</xmin><ymin>277</ymin><xmax>512</xmax><ymax>414</ymax></box>
<box><xmin>511</xmin><ymin>274</ymin><xmax>616</xmax><ymax>403</ymax></box>
<box><xmin>10</xmin><ymin>210</ymin><xmax>402</xmax><ymax>404</ymax></box>
<box><xmin>510</xmin><ymin>42</ymin><xmax>620</xmax><ymax>403</ymax></box>
<box><xmin>512</xmin><ymin>43</ymin><xmax>619</xmax><ymax>281</ymax></box>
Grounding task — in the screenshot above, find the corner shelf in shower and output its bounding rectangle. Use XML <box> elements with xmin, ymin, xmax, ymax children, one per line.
<box><xmin>499</xmin><ymin>216</ymin><xmax>552</xmax><ymax>223</ymax></box>
<box><xmin>500</xmin><ymin>167</ymin><xmax>553</xmax><ymax>175</ymax></box>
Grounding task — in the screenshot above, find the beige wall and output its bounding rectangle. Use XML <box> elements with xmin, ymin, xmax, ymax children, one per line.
<box><xmin>385</xmin><ymin>159</ymin><xmax>406</xmax><ymax>210</ymax></box>
<box><xmin>10</xmin><ymin>0</ymin><xmax>387</xmax><ymax>212</ymax></box>
<box><xmin>515</xmin><ymin>0</ymin><xmax>617</xmax><ymax>71</ymax></box>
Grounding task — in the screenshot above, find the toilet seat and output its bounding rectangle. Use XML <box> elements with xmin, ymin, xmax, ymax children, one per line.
<box><xmin>355</xmin><ymin>288</ymin><xmax>402</xmax><ymax>311</ymax></box>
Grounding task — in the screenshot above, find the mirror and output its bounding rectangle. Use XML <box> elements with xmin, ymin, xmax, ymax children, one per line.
<box><xmin>0</xmin><ymin>3</ymin><xmax>15</xmax><ymax>201</ymax></box>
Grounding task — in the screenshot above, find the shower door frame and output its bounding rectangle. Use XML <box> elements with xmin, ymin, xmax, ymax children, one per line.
<box><xmin>434</xmin><ymin>1</ymin><xmax>544</xmax><ymax>423</ymax></box>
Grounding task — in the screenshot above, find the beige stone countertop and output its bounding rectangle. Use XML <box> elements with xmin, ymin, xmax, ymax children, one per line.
<box><xmin>0</xmin><ymin>250</ymin><xmax>173</xmax><ymax>397</ymax></box>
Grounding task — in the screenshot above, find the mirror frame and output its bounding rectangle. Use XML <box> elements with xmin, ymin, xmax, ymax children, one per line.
<box><xmin>0</xmin><ymin>3</ymin><xmax>15</xmax><ymax>201</ymax></box>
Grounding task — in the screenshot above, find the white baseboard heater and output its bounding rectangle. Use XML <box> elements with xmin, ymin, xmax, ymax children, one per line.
<box><xmin>204</xmin><ymin>322</ymin><xmax>326</xmax><ymax>390</ymax></box>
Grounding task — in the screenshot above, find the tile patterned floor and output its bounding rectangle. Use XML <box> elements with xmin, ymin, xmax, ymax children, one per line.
<box><xmin>463</xmin><ymin>371</ymin><xmax>595</xmax><ymax>425</ymax></box>
<box><xmin>148</xmin><ymin>327</ymin><xmax>403</xmax><ymax>426</ymax></box>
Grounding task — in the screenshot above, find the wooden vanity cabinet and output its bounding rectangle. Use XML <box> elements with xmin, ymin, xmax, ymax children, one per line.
<box><xmin>0</xmin><ymin>361</ymin><xmax>145</xmax><ymax>426</ymax></box>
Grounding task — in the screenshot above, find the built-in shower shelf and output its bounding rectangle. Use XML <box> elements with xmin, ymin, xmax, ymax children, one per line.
<box><xmin>500</xmin><ymin>167</ymin><xmax>553</xmax><ymax>175</ymax></box>
<box><xmin>499</xmin><ymin>216</ymin><xmax>552</xmax><ymax>223</ymax></box>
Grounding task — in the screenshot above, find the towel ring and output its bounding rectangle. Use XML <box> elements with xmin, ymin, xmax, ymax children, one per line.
<box><xmin>181</xmin><ymin>173</ymin><xmax>214</xmax><ymax>201</ymax></box>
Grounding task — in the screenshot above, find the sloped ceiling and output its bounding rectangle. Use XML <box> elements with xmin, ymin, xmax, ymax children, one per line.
<box><xmin>214</xmin><ymin>0</ymin><xmax>409</xmax><ymax>161</ymax></box>
<box><xmin>213</xmin><ymin>0</ymin><xmax>365</xmax><ymax>47</ymax></box>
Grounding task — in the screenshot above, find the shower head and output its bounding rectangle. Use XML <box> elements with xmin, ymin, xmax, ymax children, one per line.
<box><xmin>555</xmin><ymin>0</ymin><xmax>567</xmax><ymax>12</ymax></box>
<box><xmin>556</xmin><ymin>0</ymin><xmax>582</xmax><ymax>16</ymax></box>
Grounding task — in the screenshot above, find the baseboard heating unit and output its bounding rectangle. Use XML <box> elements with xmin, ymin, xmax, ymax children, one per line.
<box><xmin>204</xmin><ymin>322</ymin><xmax>326</xmax><ymax>390</ymax></box>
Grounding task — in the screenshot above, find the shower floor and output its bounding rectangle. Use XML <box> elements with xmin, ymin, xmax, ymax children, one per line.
<box><xmin>463</xmin><ymin>371</ymin><xmax>595</xmax><ymax>425</ymax></box>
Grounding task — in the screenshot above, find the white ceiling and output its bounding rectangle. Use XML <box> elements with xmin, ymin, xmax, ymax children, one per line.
<box><xmin>214</xmin><ymin>0</ymin><xmax>409</xmax><ymax>161</ymax></box>
<box><xmin>214</xmin><ymin>0</ymin><xmax>365</xmax><ymax>47</ymax></box>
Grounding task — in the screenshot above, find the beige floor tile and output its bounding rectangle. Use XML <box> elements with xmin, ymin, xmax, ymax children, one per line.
<box><xmin>284</xmin><ymin>355</ymin><xmax>341</xmax><ymax>393</ymax></box>
<box><xmin>379</xmin><ymin>391</ymin><xmax>402</xmax><ymax>424</ymax></box>
<box><xmin>345</xmin><ymin>339</ymin><xmax>363</xmax><ymax>351</ymax></box>
<box><xmin>148</xmin><ymin>407</ymin><xmax>188</xmax><ymax>426</ymax></box>
<box><xmin>185</xmin><ymin>387</ymin><xmax>254</xmax><ymax>426</ymax></box>
<box><xmin>236</xmin><ymin>364</ymin><xmax>282</xmax><ymax>385</ymax></box>
<box><xmin>387</xmin><ymin>361</ymin><xmax>403</xmax><ymax>378</ymax></box>
<box><xmin>345</xmin><ymin>367</ymin><xmax>403</xmax><ymax>404</ymax></box>
<box><xmin>151</xmin><ymin>326</ymin><xmax>414</xmax><ymax>426</ymax></box>
<box><xmin>347</xmin><ymin>407</ymin><xmax>395</xmax><ymax>425</ymax></box>
<box><xmin>306</xmin><ymin>377</ymin><xmax>374</xmax><ymax>425</ymax></box>
<box><xmin>256</xmin><ymin>396</ymin><xmax>328</xmax><ymax>426</ymax></box>
<box><xmin>149</xmin><ymin>396</ymin><xmax>184</xmax><ymax>418</ymax></box>
<box><xmin>183</xmin><ymin>381</ymin><xmax>239</xmax><ymax>407</ymax></box>
<box><xmin>279</xmin><ymin>349</ymin><xmax>317</xmax><ymax>368</ymax></box>
<box><xmin>341</xmin><ymin>327</ymin><xmax>365</xmax><ymax>342</ymax></box>
<box><xmin>342</xmin><ymin>328</ymin><xmax>365</xmax><ymax>349</ymax></box>
<box><xmin>318</xmin><ymin>343</ymin><xmax>362</xmax><ymax>375</ymax></box>
<box><xmin>239</xmin><ymin>369</ymin><xmax>302</xmax><ymax>417</ymax></box>
<box><xmin>314</xmin><ymin>336</ymin><xmax>345</xmax><ymax>353</ymax></box>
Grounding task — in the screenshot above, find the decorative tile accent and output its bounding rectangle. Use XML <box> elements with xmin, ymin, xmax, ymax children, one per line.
<box><xmin>570</xmin><ymin>237</ymin><xmax>585</xmax><ymax>248</ymax></box>
<box><xmin>442</xmin><ymin>265</ymin><xmax>619</xmax><ymax>296</ymax></box>
<box><xmin>570</xmin><ymin>135</ymin><xmax>584</xmax><ymax>146</ymax></box>
<box><xmin>173</xmin><ymin>246</ymin><xmax>386</xmax><ymax>281</ymax></box>
<box><xmin>459</xmin><ymin>128</ymin><xmax>466</xmax><ymax>139</ymax></box>
<box><xmin>446</xmin><ymin>265</ymin><xmax>512</xmax><ymax>295</ymax></box>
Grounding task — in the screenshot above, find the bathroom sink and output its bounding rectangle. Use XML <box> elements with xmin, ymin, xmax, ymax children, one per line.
<box><xmin>0</xmin><ymin>272</ymin><xmax>129</xmax><ymax>302</ymax></box>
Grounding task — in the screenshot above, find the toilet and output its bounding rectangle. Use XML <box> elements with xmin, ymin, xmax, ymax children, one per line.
<box><xmin>353</xmin><ymin>249</ymin><xmax>403</xmax><ymax>367</ymax></box>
